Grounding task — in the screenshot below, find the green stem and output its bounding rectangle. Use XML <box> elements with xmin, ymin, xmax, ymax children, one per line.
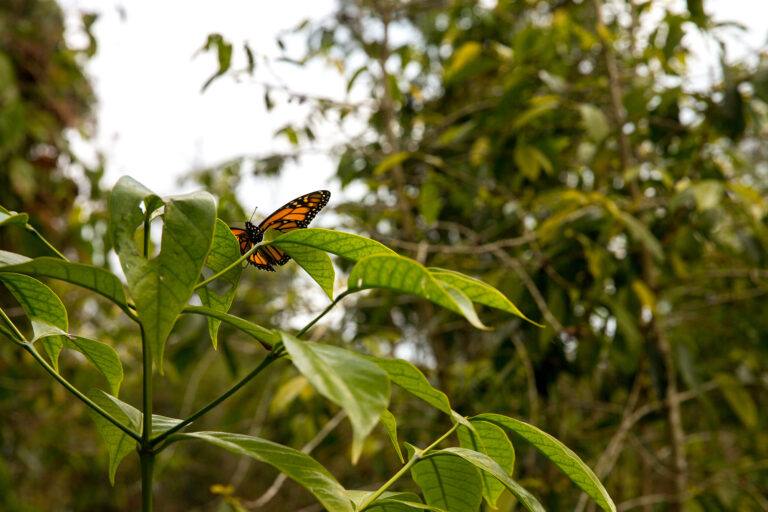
<box><xmin>296</xmin><ymin>289</ymin><xmax>355</xmax><ymax>338</ymax></box>
<box><xmin>150</xmin><ymin>350</ymin><xmax>282</xmax><ymax>448</ymax></box>
<box><xmin>140</xmin><ymin>449</ymin><xmax>154</xmax><ymax>512</ymax></box>
<box><xmin>141</xmin><ymin>214</ymin><xmax>154</xmax><ymax>512</ymax></box>
<box><xmin>358</xmin><ymin>421</ymin><xmax>460</xmax><ymax>509</ymax></box>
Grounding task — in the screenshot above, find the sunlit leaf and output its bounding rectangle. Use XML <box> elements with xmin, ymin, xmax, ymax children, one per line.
<box><xmin>281</xmin><ymin>332</ymin><xmax>390</xmax><ymax>463</ymax></box>
<box><xmin>458</xmin><ymin>420</ymin><xmax>516</xmax><ymax>508</ymax></box>
<box><xmin>474</xmin><ymin>413</ymin><xmax>616</xmax><ymax>512</ymax></box>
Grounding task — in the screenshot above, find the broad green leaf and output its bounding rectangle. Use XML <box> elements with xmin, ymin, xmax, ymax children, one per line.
<box><xmin>380</xmin><ymin>409</ymin><xmax>404</xmax><ymax>463</ymax></box>
<box><xmin>374</xmin><ymin>151</ymin><xmax>411</xmax><ymax>176</ymax></box>
<box><xmin>197</xmin><ymin>220</ymin><xmax>243</xmax><ymax>349</ymax></box>
<box><xmin>348</xmin><ymin>254</ymin><xmax>487</xmax><ymax>330</ymax></box>
<box><xmin>183</xmin><ymin>431</ymin><xmax>353</xmax><ymax>512</ymax></box>
<box><xmin>87</xmin><ymin>390</ymin><xmax>182</xmax><ymax>484</ymax></box>
<box><xmin>429</xmin><ymin>268</ymin><xmax>539</xmax><ymax>325</ymax></box>
<box><xmin>367</xmin><ymin>357</ymin><xmax>452</xmax><ymax>416</ymax></box>
<box><xmin>459</xmin><ymin>421</ymin><xmax>516</xmax><ymax>508</ymax></box>
<box><xmin>109</xmin><ymin>177</ymin><xmax>216</xmax><ymax>372</ymax></box>
<box><xmin>282</xmin><ymin>332</ymin><xmax>390</xmax><ymax>463</ymax></box>
<box><xmin>87</xmin><ymin>389</ymin><xmax>139</xmax><ymax>484</ymax></box>
<box><xmin>715</xmin><ymin>373</ymin><xmax>757</xmax><ymax>429</ymax></box>
<box><xmin>57</xmin><ymin>334</ymin><xmax>123</xmax><ymax>395</ymax></box>
<box><xmin>268</xmin><ymin>237</ymin><xmax>334</xmax><ymax>299</ymax></box>
<box><xmin>437</xmin><ymin>448</ymin><xmax>544</xmax><ymax>512</ymax></box>
<box><xmin>474</xmin><ymin>413</ymin><xmax>616</xmax><ymax>512</ymax></box>
<box><xmin>182</xmin><ymin>305</ymin><xmax>277</xmax><ymax>349</ymax></box>
<box><xmin>411</xmin><ymin>451</ymin><xmax>483</xmax><ymax>512</ymax></box>
<box><xmin>0</xmin><ymin>257</ymin><xmax>128</xmax><ymax>308</ymax></box>
<box><xmin>0</xmin><ymin>272</ymin><xmax>67</xmax><ymax>369</ymax></box>
<box><xmin>272</xmin><ymin>228</ymin><xmax>395</xmax><ymax>261</ymax></box>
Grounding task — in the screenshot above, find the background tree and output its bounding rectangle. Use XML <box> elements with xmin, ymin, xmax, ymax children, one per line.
<box><xmin>196</xmin><ymin>0</ymin><xmax>768</xmax><ymax>509</ymax></box>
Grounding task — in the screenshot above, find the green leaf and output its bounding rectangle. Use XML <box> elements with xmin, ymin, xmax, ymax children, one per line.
<box><xmin>380</xmin><ymin>409</ymin><xmax>404</xmax><ymax>463</ymax></box>
<box><xmin>474</xmin><ymin>413</ymin><xmax>616</xmax><ymax>512</ymax></box>
<box><xmin>58</xmin><ymin>335</ymin><xmax>123</xmax><ymax>395</ymax></box>
<box><xmin>0</xmin><ymin>273</ymin><xmax>67</xmax><ymax>369</ymax></box>
<box><xmin>0</xmin><ymin>207</ymin><xmax>29</xmax><ymax>227</ymax></box>
<box><xmin>268</xmin><ymin>238</ymin><xmax>334</xmax><ymax>299</ymax></box>
<box><xmin>197</xmin><ymin>220</ymin><xmax>243</xmax><ymax>349</ymax></box>
<box><xmin>182</xmin><ymin>305</ymin><xmax>277</xmax><ymax>349</ymax></box>
<box><xmin>109</xmin><ymin>177</ymin><xmax>216</xmax><ymax>372</ymax></box>
<box><xmin>373</xmin><ymin>151</ymin><xmax>411</xmax><ymax>176</ymax></box>
<box><xmin>715</xmin><ymin>373</ymin><xmax>757</xmax><ymax>429</ymax></box>
<box><xmin>348</xmin><ymin>254</ymin><xmax>488</xmax><ymax>330</ymax></box>
<box><xmin>437</xmin><ymin>448</ymin><xmax>544</xmax><ymax>512</ymax></box>
<box><xmin>281</xmin><ymin>332</ymin><xmax>390</xmax><ymax>463</ymax></box>
<box><xmin>272</xmin><ymin>228</ymin><xmax>395</xmax><ymax>261</ymax></box>
<box><xmin>411</xmin><ymin>451</ymin><xmax>483</xmax><ymax>512</ymax></box>
<box><xmin>429</xmin><ymin>268</ymin><xmax>539</xmax><ymax>325</ymax></box>
<box><xmin>183</xmin><ymin>431</ymin><xmax>354</xmax><ymax>512</ymax></box>
<box><xmin>87</xmin><ymin>390</ymin><xmax>181</xmax><ymax>484</ymax></box>
<box><xmin>0</xmin><ymin>257</ymin><xmax>128</xmax><ymax>308</ymax></box>
<box><xmin>512</xmin><ymin>98</ymin><xmax>559</xmax><ymax>131</ymax></box>
<box><xmin>367</xmin><ymin>357</ymin><xmax>452</xmax><ymax>416</ymax></box>
<box><xmin>87</xmin><ymin>389</ymin><xmax>139</xmax><ymax>485</ymax></box>
<box><xmin>353</xmin><ymin>491</ymin><xmax>436</xmax><ymax>511</ymax></box>
<box><xmin>458</xmin><ymin>421</ymin><xmax>516</xmax><ymax>508</ymax></box>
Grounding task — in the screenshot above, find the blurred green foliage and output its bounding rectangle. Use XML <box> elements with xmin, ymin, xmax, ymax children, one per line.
<box><xmin>195</xmin><ymin>0</ymin><xmax>768</xmax><ymax>510</ymax></box>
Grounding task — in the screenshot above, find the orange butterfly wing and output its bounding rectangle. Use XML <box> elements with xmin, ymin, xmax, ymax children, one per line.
<box><xmin>231</xmin><ymin>190</ymin><xmax>330</xmax><ymax>272</ymax></box>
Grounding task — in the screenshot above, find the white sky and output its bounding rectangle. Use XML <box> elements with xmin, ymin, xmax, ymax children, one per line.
<box><xmin>58</xmin><ymin>0</ymin><xmax>768</xmax><ymax>210</ymax></box>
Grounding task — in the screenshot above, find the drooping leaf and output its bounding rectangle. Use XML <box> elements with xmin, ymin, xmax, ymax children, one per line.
<box><xmin>272</xmin><ymin>228</ymin><xmax>395</xmax><ymax>261</ymax></box>
<box><xmin>197</xmin><ymin>220</ymin><xmax>243</xmax><ymax>349</ymax></box>
<box><xmin>281</xmin><ymin>332</ymin><xmax>390</xmax><ymax>463</ymax></box>
<box><xmin>265</xmin><ymin>232</ymin><xmax>334</xmax><ymax>299</ymax></box>
<box><xmin>458</xmin><ymin>420</ymin><xmax>516</xmax><ymax>508</ymax></box>
<box><xmin>429</xmin><ymin>268</ymin><xmax>539</xmax><ymax>325</ymax></box>
<box><xmin>348</xmin><ymin>254</ymin><xmax>487</xmax><ymax>330</ymax></box>
<box><xmin>60</xmin><ymin>335</ymin><xmax>123</xmax><ymax>395</ymax></box>
<box><xmin>87</xmin><ymin>390</ymin><xmax>139</xmax><ymax>485</ymax></box>
<box><xmin>0</xmin><ymin>272</ymin><xmax>67</xmax><ymax>369</ymax></box>
<box><xmin>182</xmin><ymin>431</ymin><xmax>354</xmax><ymax>512</ymax></box>
<box><xmin>436</xmin><ymin>448</ymin><xmax>544</xmax><ymax>512</ymax></box>
<box><xmin>474</xmin><ymin>413</ymin><xmax>616</xmax><ymax>512</ymax></box>
<box><xmin>380</xmin><ymin>409</ymin><xmax>404</xmax><ymax>463</ymax></box>
<box><xmin>0</xmin><ymin>257</ymin><xmax>128</xmax><ymax>309</ymax></box>
<box><xmin>366</xmin><ymin>357</ymin><xmax>452</xmax><ymax>416</ymax></box>
<box><xmin>182</xmin><ymin>305</ymin><xmax>277</xmax><ymax>349</ymax></box>
<box><xmin>411</xmin><ymin>451</ymin><xmax>483</xmax><ymax>512</ymax></box>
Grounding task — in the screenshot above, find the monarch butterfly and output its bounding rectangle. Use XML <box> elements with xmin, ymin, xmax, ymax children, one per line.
<box><xmin>230</xmin><ymin>190</ymin><xmax>330</xmax><ymax>271</ymax></box>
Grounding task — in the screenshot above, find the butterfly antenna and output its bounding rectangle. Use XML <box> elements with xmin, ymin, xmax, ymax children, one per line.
<box><xmin>248</xmin><ymin>205</ymin><xmax>258</xmax><ymax>223</ymax></box>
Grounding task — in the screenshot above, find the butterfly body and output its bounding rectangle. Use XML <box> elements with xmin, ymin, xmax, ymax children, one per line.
<box><xmin>231</xmin><ymin>190</ymin><xmax>330</xmax><ymax>271</ymax></box>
